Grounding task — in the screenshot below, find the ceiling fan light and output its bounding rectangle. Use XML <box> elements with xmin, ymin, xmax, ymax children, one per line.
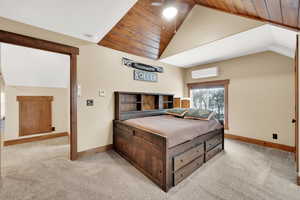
<box><xmin>162</xmin><ymin>6</ymin><xmax>178</xmax><ymax>20</ymax></box>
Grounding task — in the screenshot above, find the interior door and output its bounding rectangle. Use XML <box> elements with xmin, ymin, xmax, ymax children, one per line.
<box><xmin>17</xmin><ymin>96</ymin><xmax>53</xmax><ymax>136</ymax></box>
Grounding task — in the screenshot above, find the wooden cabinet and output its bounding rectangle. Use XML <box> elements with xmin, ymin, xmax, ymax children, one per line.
<box><xmin>174</xmin><ymin>155</ymin><xmax>204</xmax><ymax>185</ymax></box>
<box><xmin>173</xmin><ymin>143</ymin><xmax>204</xmax><ymax>171</ymax></box>
<box><xmin>181</xmin><ymin>99</ymin><xmax>190</xmax><ymax>109</ymax></box>
<box><xmin>173</xmin><ymin>98</ymin><xmax>181</xmax><ymax>108</ymax></box>
<box><xmin>17</xmin><ymin>96</ymin><xmax>53</xmax><ymax>136</ymax></box>
<box><xmin>114</xmin><ymin>121</ymin><xmax>164</xmax><ymax>185</ymax></box>
<box><xmin>115</xmin><ymin>92</ymin><xmax>174</xmax><ymax>120</ymax></box>
<box><xmin>206</xmin><ymin>144</ymin><xmax>223</xmax><ymax>162</ymax></box>
<box><xmin>206</xmin><ymin>134</ymin><xmax>223</xmax><ymax>151</ymax></box>
<box><xmin>173</xmin><ymin>98</ymin><xmax>190</xmax><ymax>109</ymax></box>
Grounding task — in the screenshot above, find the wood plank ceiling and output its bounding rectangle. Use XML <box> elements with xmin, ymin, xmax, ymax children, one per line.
<box><xmin>195</xmin><ymin>0</ymin><xmax>300</xmax><ymax>31</ymax></box>
<box><xmin>99</xmin><ymin>0</ymin><xmax>195</xmax><ymax>59</ymax></box>
<box><xmin>99</xmin><ymin>0</ymin><xmax>300</xmax><ymax>60</ymax></box>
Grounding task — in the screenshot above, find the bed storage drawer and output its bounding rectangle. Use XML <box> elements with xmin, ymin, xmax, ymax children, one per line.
<box><xmin>205</xmin><ymin>144</ymin><xmax>223</xmax><ymax>162</ymax></box>
<box><xmin>206</xmin><ymin>134</ymin><xmax>222</xmax><ymax>151</ymax></box>
<box><xmin>173</xmin><ymin>143</ymin><xmax>204</xmax><ymax>171</ymax></box>
<box><xmin>174</xmin><ymin>155</ymin><xmax>204</xmax><ymax>185</ymax></box>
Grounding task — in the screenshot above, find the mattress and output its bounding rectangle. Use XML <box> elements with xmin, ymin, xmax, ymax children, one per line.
<box><xmin>123</xmin><ymin>115</ymin><xmax>223</xmax><ymax>148</ymax></box>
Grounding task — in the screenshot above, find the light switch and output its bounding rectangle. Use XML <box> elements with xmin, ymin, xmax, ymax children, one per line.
<box><xmin>99</xmin><ymin>90</ymin><xmax>105</xmax><ymax>97</ymax></box>
<box><xmin>77</xmin><ymin>84</ymin><xmax>82</xmax><ymax>97</ymax></box>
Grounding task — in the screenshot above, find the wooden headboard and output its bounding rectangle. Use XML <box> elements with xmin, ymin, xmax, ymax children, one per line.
<box><xmin>115</xmin><ymin>91</ymin><xmax>174</xmax><ymax>120</ymax></box>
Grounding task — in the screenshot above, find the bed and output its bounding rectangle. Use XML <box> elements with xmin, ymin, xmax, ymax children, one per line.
<box><xmin>113</xmin><ymin>92</ymin><xmax>224</xmax><ymax>192</ymax></box>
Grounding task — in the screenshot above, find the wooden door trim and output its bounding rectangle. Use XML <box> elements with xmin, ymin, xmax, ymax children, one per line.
<box><xmin>187</xmin><ymin>79</ymin><xmax>230</xmax><ymax>89</ymax></box>
<box><xmin>4</xmin><ymin>132</ymin><xmax>68</xmax><ymax>146</ymax></box>
<box><xmin>17</xmin><ymin>96</ymin><xmax>54</xmax><ymax>101</ymax></box>
<box><xmin>0</xmin><ymin>29</ymin><xmax>78</xmax><ymax>160</ymax></box>
<box><xmin>296</xmin><ymin>35</ymin><xmax>299</xmax><ymax>172</ymax></box>
<box><xmin>0</xmin><ymin>30</ymin><xmax>79</xmax><ymax>55</ymax></box>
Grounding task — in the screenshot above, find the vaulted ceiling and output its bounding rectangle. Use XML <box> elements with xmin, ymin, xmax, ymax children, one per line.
<box><xmin>161</xmin><ymin>24</ymin><xmax>297</xmax><ymax>67</ymax></box>
<box><xmin>99</xmin><ymin>0</ymin><xmax>196</xmax><ymax>59</ymax></box>
<box><xmin>0</xmin><ymin>0</ymin><xmax>299</xmax><ymax>61</ymax></box>
<box><xmin>195</xmin><ymin>0</ymin><xmax>300</xmax><ymax>31</ymax></box>
<box><xmin>100</xmin><ymin>0</ymin><xmax>300</xmax><ymax>60</ymax></box>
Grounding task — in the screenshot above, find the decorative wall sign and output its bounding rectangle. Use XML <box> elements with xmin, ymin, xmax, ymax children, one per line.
<box><xmin>123</xmin><ymin>57</ymin><xmax>163</xmax><ymax>73</ymax></box>
<box><xmin>134</xmin><ymin>70</ymin><xmax>157</xmax><ymax>82</ymax></box>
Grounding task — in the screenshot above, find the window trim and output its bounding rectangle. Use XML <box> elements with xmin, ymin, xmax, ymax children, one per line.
<box><xmin>187</xmin><ymin>79</ymin><xmax>230</xmax><ymax>130</ymax></box>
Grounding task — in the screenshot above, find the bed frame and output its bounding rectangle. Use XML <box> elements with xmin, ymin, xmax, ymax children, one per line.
<box><xmin>113</xmin><ymin>92</ymin><xmax>224</xmax><ymax>192</ymax></box>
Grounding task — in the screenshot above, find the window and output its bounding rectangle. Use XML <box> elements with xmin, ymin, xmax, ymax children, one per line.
<box><xmin>187</xmin><ymin>80</ymin><xmax>229</xmax><ymax>129</ymax></box>
<box><xmin>191</xmin><ymin>87</ymin><xmax>225</xmax><ymax>120</ymax></box>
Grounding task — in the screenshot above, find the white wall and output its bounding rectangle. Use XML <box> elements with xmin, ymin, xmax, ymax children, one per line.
<box><xmin>4</xmin><ymin>86</ymin><xmax>69</xmax><ymax>140</ymax></box>
<box><xmin>0</xmin><ymin>43</ymin><xmax>71</xmax><ymax>141</ymax></box>
<box><xmin>184</xmin><ymin>51</ymin><xmax>294</xmax><ymax>147</ymax></box>
<box><xmin>161</xmin><ymin>5</ymin><xmax>264</xmax><ymax>58</ymax></box>
<box><xmin>0</xmin><ymin>43</ymin><xmax>70</xmax><ymax>88</ymax></box>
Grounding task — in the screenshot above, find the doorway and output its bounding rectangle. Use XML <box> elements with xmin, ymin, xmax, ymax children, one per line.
<box><xmin>0</xmin><ymin>30</ymin><xmax>78</xmax><ymax>174</ymax></box>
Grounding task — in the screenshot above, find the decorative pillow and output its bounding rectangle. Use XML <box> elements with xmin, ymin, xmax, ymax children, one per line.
<box><xmin>184</xmin><ymin>108</ymin><xmax>215</xmax><ymax>120</ymax></box>
<box><xmin>166</xmin><ymin>108</ymin><xmax>187</xmax><ymax>117</ymax></box>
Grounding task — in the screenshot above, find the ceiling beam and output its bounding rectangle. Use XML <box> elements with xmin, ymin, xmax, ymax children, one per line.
<box><xmin>0</xmin><ymin>29</ymin><xmax>79</xmax><ymax>55</ymax></box>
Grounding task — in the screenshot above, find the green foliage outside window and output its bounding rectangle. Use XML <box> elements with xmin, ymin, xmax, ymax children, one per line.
<box><xmin>191</xmin><ymin>87</ymin><xmax>224</xmax><ymax>121</ymax></box>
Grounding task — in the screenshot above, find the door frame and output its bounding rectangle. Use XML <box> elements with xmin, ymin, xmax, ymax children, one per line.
<box><xmin>0</xmin><ymin>30</ymin><xmax>79</xmax><ymax>160</ymax></box>
<box><xmin>295</xmin><ymin>35</ymin><xmax>299</xmax><ymax>173</ymax></box>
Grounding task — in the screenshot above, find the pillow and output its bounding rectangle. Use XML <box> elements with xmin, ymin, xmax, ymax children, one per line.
<box><xmin>184</xmin><ymin>108</ymin><xmax>215</xmax><ymax>120</ymax></box>
<box><xmin>166</xmin><ymin>108</ymin><xmax>187</xmax><ymax>117</ymax></box>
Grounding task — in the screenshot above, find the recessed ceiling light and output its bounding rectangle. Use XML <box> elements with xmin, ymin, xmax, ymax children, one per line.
<box><xmin>162</xmin><ymin>6</ymin><xmax>178</xmax><ymax>20</ymax></box>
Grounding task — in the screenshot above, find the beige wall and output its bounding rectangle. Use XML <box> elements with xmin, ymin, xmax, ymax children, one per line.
<box><xmin>0</xmin><ymin>76</ymin><xmax>5</xmax><ymax>119</ymax></box>
<box><xmin>161</xmin><ymin>5</ymin><xmax>264</xmax><ymax>58</ymax></box>
<box><xmin>0</xmin><ymin>18</ymin><xmax>184</xmax><ymax>152</ymax></box>
<box><xmin>184</xmin><ymin>51</ymin><xmax>294</xmax><ymax>147</ymax></box>
<box><xmin>4</xmin><ymin>86</ymin><xmax>69</xmax><ymax>140</ymax></box>
<box><xmin>77</xmin><ymin>45</ymin><xmax>184</xmax><ymax>152</ymax></box>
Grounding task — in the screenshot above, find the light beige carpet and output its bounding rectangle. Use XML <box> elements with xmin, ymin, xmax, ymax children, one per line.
<box><xmin>0</xmin><ymin>136</ymin><xmax>299</xmax><ymax>200</ymax></box>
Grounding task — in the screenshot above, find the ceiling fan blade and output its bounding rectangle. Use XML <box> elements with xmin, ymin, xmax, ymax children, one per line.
<box><xmin>151</xmin><ymin>2</ymin><xmax>163</xmax><ymax>6</ymax></box>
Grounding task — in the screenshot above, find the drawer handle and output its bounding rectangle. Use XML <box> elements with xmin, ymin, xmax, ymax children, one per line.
<box><xmin>180</xmin><ymin>159</ymin><xmax>184</xmax><ymax>163</ymax></box>
<box><xmin>180</xmin><ymin>174</ymin><xmax>184</xmax><ymax>177</ymax></box>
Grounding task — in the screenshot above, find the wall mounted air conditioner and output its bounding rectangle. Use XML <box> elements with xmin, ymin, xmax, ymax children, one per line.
<box><xmin>191</xmin><ymin>67</ymin><xmax>218</xmax><ymax>79</ymax></box>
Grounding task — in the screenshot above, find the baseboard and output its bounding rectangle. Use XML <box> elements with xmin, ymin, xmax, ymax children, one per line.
<box><xmin>77</xmin><ymin>144</ymin><xmax>113</xmax><ymax>158</ymax></box>
<box><xmin>4</xmin><ymin>132</ymin><xmax>69</xmax><ymax>146</ymax></box>
<box><xmin>224</xmin><ymin>134</ymin><xmax>295</xmax><ymax>153</ymax></box>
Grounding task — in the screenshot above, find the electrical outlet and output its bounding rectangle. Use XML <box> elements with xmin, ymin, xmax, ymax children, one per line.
<box><xmin>272</xmin><ymin>133</ymin><xmax>278</xmax><ymax>140</ymax></box>
<box><xmin>87</xmin><ymin>99</ymin><xmax>94</xmax><ymax>106</ymax></box>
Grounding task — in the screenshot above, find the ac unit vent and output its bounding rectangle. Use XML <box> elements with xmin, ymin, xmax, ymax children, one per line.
<box><xmin>191</xmin><ymin>67</ymin><xmax>218</xmax><ymax>79</ymax></box>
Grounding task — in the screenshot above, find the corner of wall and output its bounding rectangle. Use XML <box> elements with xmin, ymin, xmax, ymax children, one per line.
<box><xmin>161</xmin><ymin>5</ymin><xmax>264</xmax><ymax>59</ymax></box>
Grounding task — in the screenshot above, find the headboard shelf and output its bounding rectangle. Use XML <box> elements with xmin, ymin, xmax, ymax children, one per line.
<box><xmin>115</xmin><ymin>91</ymin><xmax>174</xmax><ymax>120</ymax></box>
